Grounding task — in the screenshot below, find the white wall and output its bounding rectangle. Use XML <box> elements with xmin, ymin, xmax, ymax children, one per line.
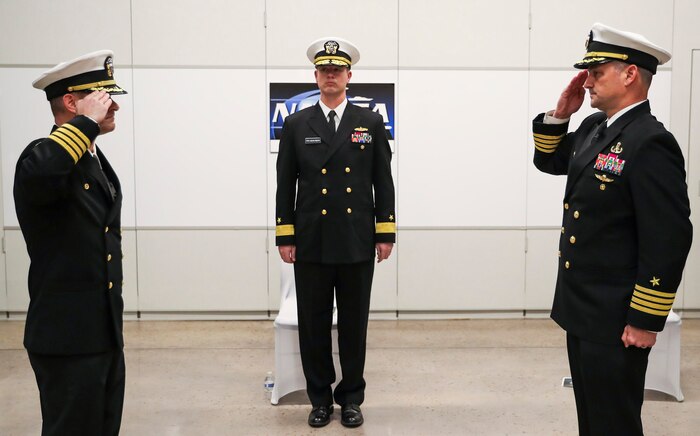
<box><xmin>0</xmin><ymin>0</ymin><xmax>696</xmax><ymax>318</ymax></box>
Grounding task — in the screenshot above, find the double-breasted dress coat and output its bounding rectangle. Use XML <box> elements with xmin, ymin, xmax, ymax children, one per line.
<box><xmin>14</xmin><ymin>115</ymin><xmax>124</xmax><ymax>355</ymax></box>
<box><xmin>275</xmin><ymin>102</ymin><xmax>395</xmax><ymax>261</ymax></box>
<box><xmin>533</xmin><ymin>100</ymin><xmax>692</xmax><ymax>344</ymax></box>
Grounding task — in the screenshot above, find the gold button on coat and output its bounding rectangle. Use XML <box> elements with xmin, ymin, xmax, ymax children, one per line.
<box><xmin>570</xmin><ymin>236</ymin><xmax>576</xmax><ymax>244</ymax></box>
<box><xmin>565</xmin><ymin>261</ymin><xmax>570</xmax><ymax>269</ymax></box>
<box><xmin>321</xmin><ymin>168</ymin><xmax>327</xmax><ymax>174</ymax></box>
<box><xmin>346</xmin><ymin>187</ymin><xmax>352</xmax><ymax>193</ymax></box>
<box><xmin>107</xmin><ymin>254</ymin><xmax>112</xmax><ymax>262</ymax></box>
<box><xmin>564</xmin><ymin>203</ymin><xmax>569</xmax><ymax>210</ymax></box>
<box><xmin>574</xmin><ymin>211</ymin><xmax>580</xmax><ymax>219</ymax></box>
<box><xmin>347</xmin><ymin>208</ymin><xmax>352</xmax><ymax>214</ymax></box>
<box><xmin>561</xmin><ymin>227</ymin><xmax>565</xmax><ymax>234</ymax></box>
<box><xmin>321</xmin><ymin>209</ymin><xmax>327</xmax><ymax>215</ymax></box>
<box><xmin>108</xmin><ymin>281</ymin><xmax>113</xmax><ymax>289</ymax></box>
<box><xmin>600</xmin><ymin>184</ymin><xmax>606</xmax><ymax>191</ymax></box>
<box><xmin>345</xmin><ymin>167</ymin><xmax>351</xmax><ymax>173</ymax></box>
<box><xmin>84</xmin><ymin>183</ymin><xmax>90</xmax><ymax>190</ymax></box>
<box><xmin>322</xmin><ymin>188</ymin><xmax>328</xmax><ymax>194</ymax></box>
<box><xmin>105</xmin><ymin>226</ymin><xmax>109</xmax><ymax>233</ymax></box>
<box><xmin>360</xmin><ymin>145</ymin><xmax>365</xmax><ymax>150</ymax></box>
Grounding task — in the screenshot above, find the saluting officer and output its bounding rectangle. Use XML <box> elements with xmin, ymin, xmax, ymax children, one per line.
<box><xmin>14</xmin><ymin>50</ymin><xmax>127</xmax><ymax>435</ymax></box>
<box><xmin>275</xmin><ymin>37</ymin><xmax>396</xmax><ymax>428</ymax></box>
<box><xmin>533</xmin><ymin>23</ymin><xmax>692</xmax><ymax>435</ymax></box>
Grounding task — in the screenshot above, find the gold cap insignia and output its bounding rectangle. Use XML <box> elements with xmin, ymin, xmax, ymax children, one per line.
<box><xmin>324</xmin><ymin>41</ymin><xmax>339</xmax><ymax>55</ymax></box>
<box><xmin>105</xmin><ymin>56</ymin><xmax>114</xmax><ymax>78</ymax></box>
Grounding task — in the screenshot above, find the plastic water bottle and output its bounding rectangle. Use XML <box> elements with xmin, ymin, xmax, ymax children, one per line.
<box><xmin>263</xmin><ymin>371</ymin><xmax>275</xmax><ymax>397</ymax></box>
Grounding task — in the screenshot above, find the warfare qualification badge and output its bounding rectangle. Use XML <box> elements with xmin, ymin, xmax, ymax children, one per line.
<box><xmin>324</xmin><ymin>40</ymin><xmax>339</xmax><ymax>55</ymax></box>
<box><xmin>610</xmin><ymin>142</ymin><xmax>623</xmax><ymax>153</ymax></box>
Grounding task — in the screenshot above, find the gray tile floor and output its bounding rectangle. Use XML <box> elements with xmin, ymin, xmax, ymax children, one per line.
<box><xmin>1</xmin><ymin>318</ymin><xmax>699</xmax><ymax>435</ymax></box>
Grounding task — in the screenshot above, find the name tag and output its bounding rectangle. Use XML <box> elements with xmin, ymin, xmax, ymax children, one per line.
<box><xmin>305</xmin><ymin>137</ymin><xmax>322</xmax><ymax>145</ymax></box>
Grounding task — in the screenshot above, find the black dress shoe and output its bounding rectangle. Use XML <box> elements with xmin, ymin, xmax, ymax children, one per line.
<box><xmin>341</xmin><ymin>404</ymin><xmax>364</xmax><ymax>428</ymax></box>
<box><xmin>308</xmin><ymin>405</ymin><xmax>333</xmax><ymax>427</ymax></box>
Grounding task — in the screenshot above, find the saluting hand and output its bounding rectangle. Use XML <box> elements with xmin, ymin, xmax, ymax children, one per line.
<box><xmin>75</xmin><ymin>90</ymin><xmax>113</xmax><ymax>125</ymax></box>
<box><xmin>553</xmin><ymin>71</ymin><xmax>588</xmax><ymax>119</ymax></box>
<box><xmin>621</xmin><ymin>324</ymin><xmax>657</xmax><ymax>349</ymax></box>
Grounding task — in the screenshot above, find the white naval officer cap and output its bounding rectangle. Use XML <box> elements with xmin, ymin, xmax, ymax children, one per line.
<box><xmin>306</xmin><ymin>37</ymin><xmax>360</xmax><ymax>68</ymax></box>
<box><xmin>33</xmin><ymin>50</ymin><xmax>128</xmax><ymax>100</ymax></box>
<box><xmin>574</xmin><ymin>23</ymin><xmax>671</xmax><ymax>74</ymax></box>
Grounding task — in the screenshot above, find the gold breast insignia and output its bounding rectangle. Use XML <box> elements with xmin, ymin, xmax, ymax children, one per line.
<box><xmin>595</xmin><ymin>173</ymin><xmax>614</xmax><ymax>183</ymax></box>
<box><xmin>610</xmin><ymin>142</ymin><xmax>623</xmax><ymax>153</ymax></box>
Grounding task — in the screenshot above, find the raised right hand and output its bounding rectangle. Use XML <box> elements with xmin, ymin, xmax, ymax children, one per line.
<box><xmin>75</xmin><ymin>90</ymin><xmax>113</xmax><ymax>124</ymax></box>
<box><xmin>553</xmin><ymin>70</ymin><xmax>588</xmax><ymax>119</ymax></box>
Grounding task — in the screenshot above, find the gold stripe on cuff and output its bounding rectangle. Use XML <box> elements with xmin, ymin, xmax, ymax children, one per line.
<box><xmin>48</xmin><ymin>134</ymin><xmax>79</xmax><ymax>163</ymax></box>
<box><xmin>276</xmin><ymin>224</ymin><xmax>294</xmax><ymax>237</ymax></box>
<box><xmin>634</xmin><ymin>284</ymin><xmax>675</xmax><ymax>298</ymax></box>
<box><xmin>376</xmin><ymin>222</ymin><xmax>396</xmax><ymax>234</ymax></box>
<box><xmin>630</xmin><ymin>302</ymin><xmax>669</xmax><ymax>317</ymax></box>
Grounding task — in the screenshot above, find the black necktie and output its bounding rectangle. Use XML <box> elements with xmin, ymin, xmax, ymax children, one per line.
<box><xmin>578</xmin><ymin>121</ymin><xmax>607</xmax><ymax>157</ymax></box>
<box><xmin>593</xmin><ymin>121</ymin><xmax>608</xmax><ymax>141</ymax></box>
<box><xmin>94</xmin><ymin>154</ymin><xmax>117</xmax><ymax>201</ymax></box>
<box><xmin>328</xmin><ymin>110</ymin><xmax>336</xmax><ymax>134</ymax></box>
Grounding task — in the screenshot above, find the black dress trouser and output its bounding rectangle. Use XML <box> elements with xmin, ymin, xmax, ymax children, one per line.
<box><xmin>294</xmin><ymin>260</ymin><xmax>375</xmax><ymax>407</ymax></box>
<box><xmin>566</xmin><ymin>333</ymin><xmax>651</xmax><ymax>436</ymax></box>
<box><xmin>28</xmin><ymin>348</ymin><xmax>125</xmax><ymax>436</ymax></box>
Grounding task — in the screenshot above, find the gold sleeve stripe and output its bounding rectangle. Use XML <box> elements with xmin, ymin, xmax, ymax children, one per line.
<box><xmin>534</xmin><ymin>142</ymin><xmax>558</xmax><ymax>150</ymax></box>
<box><xmin>630</xmin><ymin>302</ymin><xmax>669</xmax><ymax>317</ymax></box>
<box><xmin>276</xmin><ymin>224</ymin><xmax>294</xmax><ymax>237</ymax></box>
<box><xmin>376</xmin><ymin>222</ymin><xmax>396</xmax><ymax>234</ymax></box>
<box><xmin>47</xmin><ymin>133</ymin><xmax>80</xmax><ymax>163</ymax></box>
<box><xmin>51</xmin><ymin>130</ymin><xmax>83</xmax><ymax>156</ymax></box>
<box><xmin>631</xmin><ymin>296</ymin><xmax>673</xmax><ymax>311</ymax></box>
<box><xmin>632</xmin><ymin>290</ymin><xmax>675</xmax><ymax>305</ymax></box>
<box><xmin>533</xmin><ymin>133</ymin><xmax>565</xmax><ymax>141</ymax></box>
<box><xmin>62</xmin><ymin>123</ymin><xmax>91</xmax><ymax>150</ymax></box>
<box><xmin>535</xmin><ymin>145</ymin><xmax>557</xmax><ymax>154</ymax></box>
<box><xmin>634</xmin><ymin>284</ymin><xmax>675</xmax><ymax>298</ymax></box>
<box><xmin>534</xmin><ymin>137</ymin><xmax>562</xmax><ymax>146</ymax></box>
<box><xmin>56</xmin><ymin>126</ymin><xmax>88</xmax><ymax>153</ymax></box>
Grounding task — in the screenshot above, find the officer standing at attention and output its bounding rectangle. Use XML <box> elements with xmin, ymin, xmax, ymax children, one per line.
<box><xmin>533</xmin><ymin>23</ymin><xmax>692</xmax><ymax>435</ymax></box>
<box><xmin>276</xmin><ymin>37</ymin><xmax>396</xmax><ymax>428</ymax></box>
<box><xmin>14</xmin><ymin>50</ymin><xmax>127</xmax><ymax>435</ymax></box>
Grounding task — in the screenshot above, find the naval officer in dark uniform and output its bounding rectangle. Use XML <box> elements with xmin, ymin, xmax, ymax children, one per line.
<box><xmin>533</xmin><ymin>23</ymin><xmax>692</xmax><ymax>435</ymax></box>
<box><xmin>14</xmin><ymin>50</ymin><xmax>127</xmax><ymax>435</ymax></box>
<box><xmin>275</xmin><ymin>37</ymin><xmax>395</xmax><ymax>428</ymax></box>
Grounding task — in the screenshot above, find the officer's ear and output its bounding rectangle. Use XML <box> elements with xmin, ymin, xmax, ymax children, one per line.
<box><xmin>61</xmin><ymin>93</ymin><xmax>79</xmax><ymax>115</ymax></box>
<box><xmin>623</xmin><ymin>64</ymin><xmax>639</xmax><ymax>87</ymax></box>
